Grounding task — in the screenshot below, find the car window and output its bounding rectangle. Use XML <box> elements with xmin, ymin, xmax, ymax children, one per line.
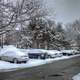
<box><xmin>4</xmin><ymin>51</ymin><xmax>16</xmax><ymax>56</ymax></box>
<box><xmin>29</xmin><ymin>53</ymin><xmax>42</xmax><ymax>54</ymax></box>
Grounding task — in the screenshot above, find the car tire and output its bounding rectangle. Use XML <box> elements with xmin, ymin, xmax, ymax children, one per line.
<box><xmin>13</xmin><ymin>58</ymin><xmax>18</xmax><ymax>63</ymax></box>
<box><xmin>48</xmin><ymin>55</ymin><xmax>51</xmax><ymax>58</ymax></box>
<box><xmin>38</xmin><ymin>56</ymin><xmax>41</xmax><ymax>59</ymax></box>
<box><xmin>23</xmin><ymin>61</ymin><xmax>27</xmax><ymax>63</ymax></box>
<box><xmin>0</xmin><ymin>57</ymin><xmax>1</xmax><ymax>60</ymax></box>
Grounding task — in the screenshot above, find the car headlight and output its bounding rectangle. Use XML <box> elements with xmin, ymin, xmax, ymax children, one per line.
<box><xmin>41</xmin><ymin>54</ymin><xmax>44</xmax><ymax>57</ymax></box>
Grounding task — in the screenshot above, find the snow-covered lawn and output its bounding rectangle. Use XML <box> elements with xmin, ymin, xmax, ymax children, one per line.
<box><xmin>0</xmin><ymin>54</ymin><xmax>80</xmax><ymax>72</ymax></box>
<box><xmin>72</xmin><ymin>73</ymin><xmax>80</xmax><ymax>80</ymax></box>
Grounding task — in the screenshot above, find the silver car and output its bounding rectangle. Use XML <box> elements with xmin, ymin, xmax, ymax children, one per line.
<box><xmin>46</xmin><ymin>50</ymin><xmax>63</xmax><ymax>58</ymax></box>
<box><xmin>0</xmin><ymin>51</ymin><xmax>29</xmax><ymax>63</ymax></box>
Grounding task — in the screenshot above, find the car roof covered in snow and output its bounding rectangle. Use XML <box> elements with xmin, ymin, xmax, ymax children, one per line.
<box><xmin>0</xmin><ymin>45</ymin><xmax>26</xmax><ymax>56</ymax></box>
<box><xmin>61</xmin><ymin>50</ymin><xmax>78</xmax><ymax>53</ymax></box>
<box><xmin>18</xmin><ymin>49</ymin><xmax>29</xmax><ymax>54</ymax></box>
<box><xmin>46</xmin><ymin>50</ymin><xmax>61</xmax><ymax>54</ymax></box>
<box><xmin>28</xmin><ymin>49</ymin><xmax>46</xmax><ymax>54</ymax></box>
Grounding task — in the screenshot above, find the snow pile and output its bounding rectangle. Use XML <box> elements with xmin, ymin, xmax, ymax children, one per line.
<box><xmin>72</xmin><ymin>73</ymin><xmax>80</xmax><ymax>80</ymax></box>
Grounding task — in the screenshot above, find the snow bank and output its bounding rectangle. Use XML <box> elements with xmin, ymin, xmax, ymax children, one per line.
<box><xmin>72</xmin><ymin>73</ymin><xmax>80</xmax><ymax>80</ymax></box>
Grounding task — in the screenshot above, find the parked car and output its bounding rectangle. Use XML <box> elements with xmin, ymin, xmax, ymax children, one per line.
<box><xmin>0</xmin><ymin>45</ymin><xmax>29</xmax><ymax>63</ymax></box>
<box><xmin>28</xmin><ymin>49</ymin><xmax>48</xmax><ymax>59</ymax></box>
<box><xmin>19</xmin><ymin>48</ymin><xmax>29</xmax><ymax>55</ymax></box>
<box><xmin>61</xmin><ymin>50</ymin><xmax>79</xmax><ymax>56</ymax></box>
<box><xmin>46</xmin><ymin>50</ymin><xmax>63</xmax><ymax>58</ymax></box>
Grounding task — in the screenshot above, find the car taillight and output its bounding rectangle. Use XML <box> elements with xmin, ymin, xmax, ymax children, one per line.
<box><xmin>54</xmin><ymin>53</ymin><xmax>57</xmax><ymax>55</ymax></box>
<box><xmin>21</xmin><ymin>56</ymin><xmax>28</xmax><ymax>57</ymax></box>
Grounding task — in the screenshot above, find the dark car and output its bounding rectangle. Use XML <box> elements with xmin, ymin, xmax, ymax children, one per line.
<box><xmin>61</xmin><ymin>50</ymin><xmax>79</xmax><ymax>56</ymax></box>
<box><xmin>28</xmin><ymin>49</ymin><xmax>48</xmax><ymax>59</ymax></box>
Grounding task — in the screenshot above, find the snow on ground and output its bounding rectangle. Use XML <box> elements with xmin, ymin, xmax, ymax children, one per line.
<box><xmin>72</xmin><ymin>73</ymin><xmax>80</xmax><ymax>80</ymax></box>
<box><xmin>0</xmin><ymin>45</ymin><xmax>80</xmax><ymax>72</ymax></box>
<box><xmin>0</xmin><ymin>54</ymin><xmax>80</xmax><ymax>72</ymax></box>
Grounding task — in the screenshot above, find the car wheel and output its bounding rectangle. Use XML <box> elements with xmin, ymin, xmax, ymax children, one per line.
<box><xmin>0</xmin><ymin>57</ymin><xmax>1</xmax><ymax>60</ymax></box>
<box><xmin>38</xmin><ymin>56</ymin><xmax>41</xmax><ymax>59</ymax></box>
<box><xmin>13</xmin><ymin>58</ymin><xmax>18</xmax><ymax>63</ymax></box>
<box><xmin>48</xmin><ymin>55</ymin><xmax>51</xmax><ymax>58</ymax></box>
<box><xmin>23</xmin><ymin>61</ymin><xmax>27</xmax><ymax>63</ymax></box>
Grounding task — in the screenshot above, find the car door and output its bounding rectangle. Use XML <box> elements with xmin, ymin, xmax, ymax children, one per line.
<box><xmin>6</xmin><ymin>52</ymin><xmax>15</xmax><ymax>61</ymax></box>
<box><xmin>2</xmin><ymin>52</ymin><xmax>13</xmax><ymax>61</ymax></box>
<box><xmin>1</xmin><ymin>52</ymin><xmax>9</xmax><ymax>61</ymax></box>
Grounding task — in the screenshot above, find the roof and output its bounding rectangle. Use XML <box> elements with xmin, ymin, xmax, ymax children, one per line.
<box><xmin>61</xmin><ymin>50</ymin><xmax>78</xmax><ymax>53</ymax></box>
<box><xmin>28</xmin><ymin>49</ymin><xmax>46</xmax><ymax>54</ymax></box>
<box><xmin>0</xmin><ymin>45</ymin><xmax>26</xmax><ymax>56</ymax></box>
<box><xmin>46</xmin><ymin>50</ymin><xmax>61</xmax><ymax>54</ymax></box>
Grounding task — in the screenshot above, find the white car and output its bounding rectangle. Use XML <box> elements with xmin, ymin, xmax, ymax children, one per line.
<box><xmin>0</xmin><ymin>45</ymin><xmax>29</xmax><ymax>63</ymax></box>
<box><xmin>61</xmin><ymin>50</ymin><xmax>79</xmax><ymax>56</ymax></box>
<box><xmin>46</xmin><ymin>50</ymin><xmax>63</xmax><ymax>58</ymax></box>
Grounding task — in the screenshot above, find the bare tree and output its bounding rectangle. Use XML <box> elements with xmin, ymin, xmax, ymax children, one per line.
<box><xmin>2</xmin><ymin>0</ymin><xmax>47</xmax><ymax>48</ymax></box>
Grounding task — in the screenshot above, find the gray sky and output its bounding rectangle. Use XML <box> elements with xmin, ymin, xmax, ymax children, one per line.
<box><xmin>44</xmin><ymin>0</ymin><xmax>80</xmax><ymax>24</ymax></box>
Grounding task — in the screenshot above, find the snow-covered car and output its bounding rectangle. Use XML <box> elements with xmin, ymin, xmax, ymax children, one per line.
<box><xmin>46</xmin><ymin>50</ymin><xmax>63</xmax><ymax>58</ymax></box>
<box><xmin>0</xmin><ymin>45</ymin><xmax>29</xmax><ymax>63</ymax></box>
<box><xmin>61</xmin><ymin>50</ymin><xmax>79</xmax><ymax>56</ymax></box>
<box><xmin>19</xmin><ymin>49</ymin><xmax>30</xmax><ymax>54</ymax></box>
<box><xmin>28</xmin><ymin>49</ymin><xmax>48</xmax><ymax>59</ymax></box>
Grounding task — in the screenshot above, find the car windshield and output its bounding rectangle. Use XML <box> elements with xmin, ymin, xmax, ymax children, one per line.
<box><xmin>4</xmin><ymin>51</ymin><xmax>17</xmax><ymax>56</ymax></box>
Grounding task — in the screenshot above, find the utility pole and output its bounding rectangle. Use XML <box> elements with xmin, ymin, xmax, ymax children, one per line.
<box><xmin>1</xmin><ymin>34</ymin><xmax>3</xmax><ymax>48</ymax></box>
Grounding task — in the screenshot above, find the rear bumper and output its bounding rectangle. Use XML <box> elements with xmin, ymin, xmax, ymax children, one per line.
<box><xmin>17</xmin><ymin>58</ymin><xmax>29</xmax><ymax>62</ymax></box>
<box><xmin>48</xmin><ymin>54</ymin><xmax>62</xmax><ymax>58</ymax></box>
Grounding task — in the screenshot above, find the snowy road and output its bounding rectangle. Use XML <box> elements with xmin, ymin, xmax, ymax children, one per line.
<box><xmin>0</xmin><ymin>55</ymin><xmax>80</xmax><ymax>80</ymax></box>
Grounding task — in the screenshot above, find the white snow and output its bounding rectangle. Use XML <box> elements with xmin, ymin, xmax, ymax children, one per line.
<box><xmin>0</xmin><ymin>54</ymin><xmax>80</xmax><ymax>72</ymax></box>
<box><xmin>0</xmin><ymin>45</ymin><xmax>80</xmax><ymax>72</ymax></box>
<box><xmin>0</xmin><ymin>59</ymin><xmax>53</xmax><ymax>72</ymax></box>
<box><xmin>0</xmin><ymin>45</ymin><xmax>27</xmax><ymax>56</ymax></box>
<box><xmin>72</xmin><ymin>73</ymin><xmax>80</xmax><ymax>80</ymax></box>
<box><xmin>61</xmin><ymin>50</ymin><xmax>78</xmax><ymax>53</ymax></box>
<box><xmin>46</xmin><ymin>50</ymin><xmax>61</xmax><ymax>54</ymax></box>
<box><xmin>27</xmin><ymin>49</ymin><xmax>46</xmax><ymax>54</ymax></box>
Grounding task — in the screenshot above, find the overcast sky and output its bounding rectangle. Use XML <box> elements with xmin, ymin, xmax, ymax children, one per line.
<box><xmin>44</xmin><ymin>0</ymin><xmax>80</xmax><ymax>24</ymax></box>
